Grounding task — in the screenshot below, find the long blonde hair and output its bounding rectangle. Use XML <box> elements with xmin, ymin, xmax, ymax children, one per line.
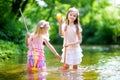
<box><xmin>65</xmin><ymin>7</ymin><xmax>82</xmax><ymax>34</ymax></box>
<box><xmin>34</xmin><ymin>20</ymin><xmax>50</xmax><ymax>39</ymax></box>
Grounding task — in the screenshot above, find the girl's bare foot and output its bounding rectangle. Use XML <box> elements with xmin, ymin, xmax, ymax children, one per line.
<box><xmin>73</xmin><ymin>65</ymin><xmax>78</xmax><ymax>70</ymax></box>
<box><xmin>60</xmin><ymin>64</ymin><xmax>69</xmax><ymax>71</ymax></box>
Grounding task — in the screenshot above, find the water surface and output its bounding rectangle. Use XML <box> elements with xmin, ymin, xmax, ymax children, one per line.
<box><xmin>0</xmin><ymin>45</ymin><xmax>120</xmax><ymax>80</ymax></box>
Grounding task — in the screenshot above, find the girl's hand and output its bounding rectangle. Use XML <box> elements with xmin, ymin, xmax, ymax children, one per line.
<box><xmin>55</xmin><ymin>54</ymin><xmax>61</xmax><ymax>60</ymax></box>
<box><xmin>64</xmin><ymin>41</ymin><xmax>80</xmax><ymax>48</ymax></box>
<box><xmin>26</xmin><ymin>32</ymin><xmax>31</xmax><ymax>37</ymax></box>
<box><xmin>56</xmin><ymin>13</ymin><xmax>62</xmax><ymax>25</ymax></box>
<box><xmin>57</xmin><ymin>18</ymin><xmax>62</xmax><ymax>25</ymax></box>
<box><xmin>64</xmin><ymin>44</ymin><xmax>70</xmax><ymax>47</ymax></box>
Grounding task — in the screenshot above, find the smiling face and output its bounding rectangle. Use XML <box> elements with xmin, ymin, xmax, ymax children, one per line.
<box><xmin>66</xmin><ymin>8</ymin><xmax>79</xmax><ymax>25</ymax></box>
<box><xmin>68</xmin><ymin>11</ymin><xmax>78</xmax><ymax>23</ymax></box>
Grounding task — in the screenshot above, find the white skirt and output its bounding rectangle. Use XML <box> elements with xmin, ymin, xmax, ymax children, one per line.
<box><xmin>61</xmin><ymin>46</ymin><xmax>83</xmax><ymax>65</ymax></box>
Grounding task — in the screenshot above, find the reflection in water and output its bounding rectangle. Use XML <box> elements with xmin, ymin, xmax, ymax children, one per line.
<box><xmin>60</xmin><ymin>70</ymin><xmax>83</xmax><ymax>80</ymax></box>
<box><xmin>59</xmin><ymin>67</ymin><xmax>100</xmax><ymax>80</ymax></box>
<box><xmin>0</xmin><ymin>45</ymin><xmax>119</xmax><ymax>80</ymax></box>
<box><xmin>27</xmin><ymin>70</ymin><xmax>48</xmax><ymax>80</ymax></box>
<box><xmin>27</xmin><ymin>67</ymin><xmax>100</xmax><ymax>80</ymax></box>
<box><xmin>82</xmin><ymin>70</ymin><xmax>99</xmax><ymax>80</ymax></box>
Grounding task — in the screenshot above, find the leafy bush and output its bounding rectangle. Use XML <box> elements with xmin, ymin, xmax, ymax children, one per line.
<box><xmin>0</xmin><ymin>19</ymin><xmax>26</xmax><ymax>44</ymax></box>
<box><xmin>0</xmin><ymin>40</ymin><xmax>19</xmax><ymax>61</ymax></box>
<box><xmin>81</xmin><ymin>1</ymin><xmax>120</xmax><ymax>44</ymax></box>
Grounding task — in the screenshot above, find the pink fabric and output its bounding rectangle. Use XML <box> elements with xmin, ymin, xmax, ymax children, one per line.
<box><xmin>28</xmin><ymin>38</ymin><xmax>44</xmax><ymax>55</ymax></box>
<box><xmin>27</xmin><ymin>37</ymin><xmax>44</xmax><ymax>56</ymax></box>
<box><xmin>27</xmin><ymin>37</ymin><xmax>46</xmax><ymax>70</ymax></box>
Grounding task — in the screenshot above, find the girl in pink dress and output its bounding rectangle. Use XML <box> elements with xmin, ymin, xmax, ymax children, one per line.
<box><xmin>25</xmin><ymin>20</ymin><xmax>61</xmax><ymax>72</ymax></box>
<box><xmin>57</xmin><ymin>7</ymin><xmax>83</xmax><ymax>71</ymax></box>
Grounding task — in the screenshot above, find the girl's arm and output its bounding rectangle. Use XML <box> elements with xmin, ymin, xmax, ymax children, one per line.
<box><xmin>25</xmin><ymin>35</ymin><xmax>28</xmax><ymax>46</ymax></box>
<box><xmin>57</xmin><ymin>18</ymin><xmax>63</xmax><ymax>36</ymax></box>
<box><xmin>44</xmin><ymin>39</ymin><xmax>61</xmax><ymax>59</ymax></box>
<box><xmin>25</xmin><ymin>32</ymin><xmax>31</xmax><ymax>46</ymax></box>
<box><xmin>59</xmin><ymin>23</ymin><xmax>63</xmax><ymax>36</ymax></box>
<box><xmin>78</xmin><ymin>32</ymin><xmax>82</xmax><ymax>43</ymax></box>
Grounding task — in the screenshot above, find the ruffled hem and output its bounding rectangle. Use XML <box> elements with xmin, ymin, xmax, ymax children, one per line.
<box><xmin>61</xmin><ymin>46</ymin><xmax>83</xmax><ymax>65</ymax></box>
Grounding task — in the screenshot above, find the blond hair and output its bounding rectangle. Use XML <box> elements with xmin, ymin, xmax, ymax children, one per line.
<box><xmin>34</xmin><ymin>20</ymin><xmax>50</xmax><ymax>39</ymax></box>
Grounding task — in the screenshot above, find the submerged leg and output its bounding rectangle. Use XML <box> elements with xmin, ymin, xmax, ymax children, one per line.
<box><xmin>60</xmin><ymin>64</ymin><xmax>69</xmax><ymax>71</ymax></box>
<box><xmin>73</xmin><ymin>65</ymin><xmax>78</xmax><ymax>70</ymax></box>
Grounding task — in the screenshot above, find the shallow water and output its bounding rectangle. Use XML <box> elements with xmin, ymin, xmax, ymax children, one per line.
<box><xmin>0</xmin><ymin>45</ymin><xmax>120</xmax><ymax>80</ymax></box>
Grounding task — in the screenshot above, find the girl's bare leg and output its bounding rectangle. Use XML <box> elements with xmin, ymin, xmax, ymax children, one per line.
<box><xmin>60</xmin><ymin>64</ymin><xmax>69</xmax><ymax>71</ymax></box>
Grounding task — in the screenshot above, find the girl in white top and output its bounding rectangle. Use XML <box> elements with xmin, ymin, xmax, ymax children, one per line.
<box><xmin>57</xmin><ymin>7</ymin><xmax>83</xmax><ymax>70</ymax></box>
